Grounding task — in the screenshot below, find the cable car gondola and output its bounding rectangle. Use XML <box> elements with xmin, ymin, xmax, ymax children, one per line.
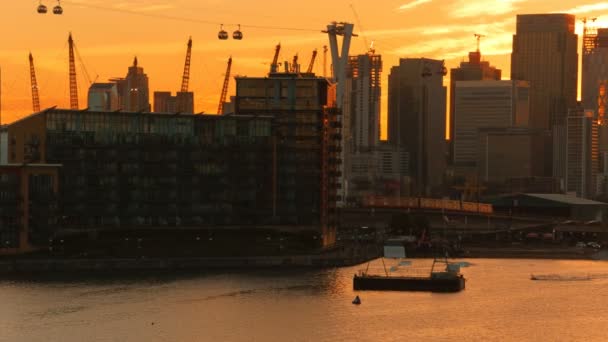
<box><xmin>37</xmin><ymin>1</ymin><xmax>47</xmax><ymax>14</ymax></box>
<box><xmin>233</xmin><ymin>24</ymin><xmax>243</xmax><ymax>40</ymax></box>
<box><xmin>53</xmin><ymin>0</ymin><xmax>63</xmax><ymax>15</ymax></box>
<box><xmin>218</xmin><ymin>25</ymin><xmax>228</xmax><ymax>40</ymax></box>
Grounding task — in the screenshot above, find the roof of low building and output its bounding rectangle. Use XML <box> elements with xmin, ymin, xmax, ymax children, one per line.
<box><xmin>525</xmin><ymin>193</ymin><xmax>608</xmax><ymax>206</ymax></box>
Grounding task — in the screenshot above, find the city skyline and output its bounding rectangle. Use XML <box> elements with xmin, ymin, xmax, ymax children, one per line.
<box><xmin>2</xmin><ymin>1</ymin><xmax>608</xmax><ymax>138</ymax></box>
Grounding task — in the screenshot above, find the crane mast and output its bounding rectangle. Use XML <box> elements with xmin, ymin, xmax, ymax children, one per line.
<box><xmin>217</xmin><ymin>57</ymin><xmax>232</xmax><ymax>115</ymax></box>
<box><xmin>323</xmin><ymin>45</ymin><xmax>327</xmax><ymax>78</ymax></box>
<box><xmin>180</xmin><ymin>37</ymin><xmax>192</xmax><ymax>92</ymax></box>
<box><xmin>306</xmin><ymin>49</ymin><xmax>317</xmax><ymax>74</ymax></box>
<box><xmin>291</xmin><ymin>54</ymin><xmax>298</xmax><ymax>73</ymax></box>
<box><xmin>68</xmin><ymin>33</ymin><xmax>79</xmax><ymax>110</ymax></box>
<box><xmin>270</xmin><ymin>43</ymin><xmax>281</xmax><ymax>73</ymax></box>
<box><xmin>29</xmin><ymin>53</ymin><xmax>41</xmax><ymax>112</ymax></box>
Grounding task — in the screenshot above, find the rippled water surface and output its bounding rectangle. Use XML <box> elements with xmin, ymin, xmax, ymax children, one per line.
<box><xmin>1</xmin><ymin>259</ymin><xmax>608</xmax><ymax>341</ymax></box>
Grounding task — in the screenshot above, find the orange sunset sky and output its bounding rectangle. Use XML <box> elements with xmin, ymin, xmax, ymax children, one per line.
<box><xmin>2</xmin><ymin>0</ymin><xmax>608</xmax><ymax>139</ymax></box>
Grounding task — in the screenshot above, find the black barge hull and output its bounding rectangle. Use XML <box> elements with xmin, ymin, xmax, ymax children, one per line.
<box><xmin>353</xmin><ymin>275</ymin><xmax>465</xmax><ymax>292</ymax></box>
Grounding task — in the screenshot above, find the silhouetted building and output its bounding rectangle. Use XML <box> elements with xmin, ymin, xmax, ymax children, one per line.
<box><xmin>0</xmin><ymin>164</ymin><xmax>59</xmax><ymax>253</ymax></box>
<box><xmin>4</xmin><ymin>102</ymin><xmax>338</xmax><ymax>254</ymax></box>
<box><xmin>453</xmin><ymin>80</ymin><xmax>530</xmax><ymax>178</ymax></box>
<box><xmin>511</xmin><ymin>14</ymin><xmax>578</xmax><ymax>177</ymax></box>
<box><xmin>342</xmin><ymin>53</ymin><xmax>382</xmax><ymax>201</ymax></box>
<box><xmin>113</xmin><ymin>57</ymin><xmax>151</xmax><ymax>112</ymax></box>
<box><xmin>388</xmin><ymin>58</ymin><xmax>447</xmax><ymax>195</ymax></box>
<box><xmin>449</xmin><ymin>50</ymin><xmax>501</xmax><ymax>150</ymax></box>
<box><xmin>153</xmin><ymin>91</ymin><xmax>194</xmax><ymax>114</ymax></box>
<box><xmin>87</xmin><ymin>83</ymin><xmax>119</xmax><ymax>112</ymax></box>
<box><xmin>477</xmin><ymin>127</ymin><xmax>543</xmax><ymax>183</ymax></box>
<box><xmin>566</xmin><ymin>109</ymin><xmax>599</xmax><ymax>198</ymax></box>
<box><xmin>344</xmin><ymin>53</ymin><xmax>382</xmax><ymax>151</ymax></box>
<box><xmin>234</xmin><ymin>73</ymin><xmax>341</xmax><ymax>247</ymax></box>
<box><xmin>582</xmin><ymin>27</ymin><xmax>608</xmax><ymax>170</ymax></box>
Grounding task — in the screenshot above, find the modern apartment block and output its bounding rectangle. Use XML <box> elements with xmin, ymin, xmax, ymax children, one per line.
<box><xmin>344</xmin><ymin>53</ymin><xmax>382</xmax><ymax>152</ymax></box>
<box><xmin>2</xmin><ymin>98</ymin><xmax>339</xmax><ymax>253</ymax></box>
<box><xmin>511</xmin><ymin>14</ymin><xmax>578</xmax><ymax>177</ymax></box>
<box><xmin>234</xmin><ymin>72</ymin><xmax>341</xmax><ymax>247</ymax></box>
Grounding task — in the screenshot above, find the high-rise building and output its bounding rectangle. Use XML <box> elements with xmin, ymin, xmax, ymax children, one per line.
<box><xmin>582</xmin><ymin>27</ymin><xmax>608</xmax><ymax>170</ymax></box>
<box><xmin>113</xmin><ymin>57</ymin><xmax>151</xmax><ymax>112</ymax></box>
<box><xmin>344</xmin><ymin>53</ymin><xmax>382</xmax><ymax>151</ymax></box>
<box><xmin>566</xmin><ymin>109</ymin><xmax>599</xmax><ymax>198</ymax></box>
<box><xmin>388</xmin><ymin>58</ymin><xmax>447</xmax><ymax>194</ymax></box>
<box><xmin>87</xmin><ymin>83</ymin><xmax>119</xmax><ymax>112</ymax></box>
<box><xmin>153</xmin><ymin>91</ymin><xmax>194</xmax><ymax>114</ymax></box>
<box><xmin>511</xmin><ymin>14</ymin><xmax>578</xmax><ymax>176</ymax></box>
<box><xmin>342</xmin><ymin>53</ymin><xmax>382</xmax><ymax>202</ymax></box>
<box><xmin>453</xmin><ymin>80</ymin><xmax>530</xmax><ymax>177</ymax></box>
<box><xmin>449</xmin><ymin>50</ymin><xmax>501</xmax><ymax>145</ymax></box>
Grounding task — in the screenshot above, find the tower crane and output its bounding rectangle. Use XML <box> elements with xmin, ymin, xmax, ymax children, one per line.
<box><xmin>217</xmin><ymin>57</ymin><xmax>232</xmax><ymax>115</ymax></box>
<box><xmin>29</xmin><ymin>53</ymin><xmax>41</xmax><ymax>112</ymax></box>
<box><xmin>306</xmin><ymin>49</ymin><xmax>317</xmax><ymax>74</ymax></box>
<box><xmin>68</xmin><ymin>33</ymin><xmax>79</xmax><ymax>110</ymax></box>
<box><xmin>270</xmin><ymin>43</ymin><xmax>281</xmax><ymax>73</ymax></box>
<box><xmin>323</xmin><ymin>45</ymin><xmax>327</xmax><ymax>78</ymax></box>
<box><xmin>291</xmin><ymin>54</ymin><xmax>299</xmax><ymax>73</ymax></box>
<box><xmin>180</xmin><ymin>37</ymin><xmax>192</xmax><ymax>92</ymax></box>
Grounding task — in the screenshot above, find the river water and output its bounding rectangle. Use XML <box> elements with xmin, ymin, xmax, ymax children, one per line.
<box><xmin>1</xmin><ymin>259</ymin><xmax>608</xmax><ymax>341</ymax></box>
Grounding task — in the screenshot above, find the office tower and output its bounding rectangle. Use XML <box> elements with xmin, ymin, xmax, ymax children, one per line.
<box><xmin>388</xmin><ymin>58</ymin><xmax>447</xmax><ymax>194</ymax></box>
<box><xmin>87</xmin><ymin>83</ymin><xmax>119</xmax><ymax>112</ymax></box>
<box><xmin>453</xmin><ymin>80</ymin><xmax>529</xmax><ymax>177</ymax></box>
<box><xmin>511</xmin><ymin>14</ymin><xmax>578</xmax><ymax>176</ymax></box>
<box><xmin>114</xmin><ymin>57</ymin><xmax>151</xmax><ymax>112</ymax></box>
<box><xmin>566</xmin><ymin>109</ymin><xmax>599</xmax><ymax>198</ymax></box>
<box><xmin>449</xmin><ymin>49</ymin><xmax>501</xmax><ymax>146</ymax></box>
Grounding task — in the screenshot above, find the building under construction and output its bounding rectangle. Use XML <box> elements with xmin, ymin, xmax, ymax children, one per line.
<box><xmin>0</xmin><ymin>70</ymin><xmax>340</xmax><ymax>256</ymax></box>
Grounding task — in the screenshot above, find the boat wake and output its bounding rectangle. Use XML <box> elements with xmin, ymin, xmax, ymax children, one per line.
<box><xmin>530</xmin><ymin>273</ymin><xmax>608</xmax><ymax>281</ymax></box>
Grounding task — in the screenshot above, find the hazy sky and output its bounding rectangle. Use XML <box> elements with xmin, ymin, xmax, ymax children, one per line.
<box><xmin>2</xmin><ymin>0</ymin><xmax>608</xmax><ymax>138</ymax></box>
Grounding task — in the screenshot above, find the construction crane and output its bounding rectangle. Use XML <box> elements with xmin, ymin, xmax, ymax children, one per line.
<box><xmin>474</xmin><ymin>33</ymin><xmax>485</xmax><ymax>52</ymax></box>
<box><xmin>217</xmin><ymin>57</ymin><xmax>232</xmax><ymax>115</ymax></box>
<box><xmin>180</xmin><ymin>37</ymin><xmax>192</xmax><ymax>92</ymax></box>
<box><xmin>68</xmin><ymin>33</ymin><xmax>78</xmax><ymax>110</ymax></box>
<box><xmin>270</xmin><ymin>43</ymin><xmax>281</xmax><ymax>73</ymax></box>
<box><xmin>291</xmin><ymin>54</ymin><xmax>299</xmax><ymax>73</ymax></box>
<box><xmin>323</xmin><ymin>45</ymin><xmax>327</xmax><ymax>78</ymax></box>
<box><xmin>29</xmin><ymin>53</ymin><xmax>41</xmax><ymax>112</ymax></box>
<box><xmin>306</xmin><ymin>49</ymin><xmax>317</xmax><ymax>74</ymax></box>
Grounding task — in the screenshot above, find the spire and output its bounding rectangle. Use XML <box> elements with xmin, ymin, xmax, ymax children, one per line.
<box><xmin>133</xmin><ymin>56</ymin><xmax>138</xmax><ymax>67</ymax></box>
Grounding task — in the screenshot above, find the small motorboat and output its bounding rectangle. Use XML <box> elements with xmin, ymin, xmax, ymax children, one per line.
<box><xmin>352</xmin><ymin>295</ymin><xmax>361</xmax><ymax>305</ymax></box>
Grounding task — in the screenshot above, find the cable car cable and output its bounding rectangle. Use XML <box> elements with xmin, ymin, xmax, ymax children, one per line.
<box><xmin>60</xmin><ymin>1</ymin><xmax>320</xmax><ymax>32</ymax></box>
